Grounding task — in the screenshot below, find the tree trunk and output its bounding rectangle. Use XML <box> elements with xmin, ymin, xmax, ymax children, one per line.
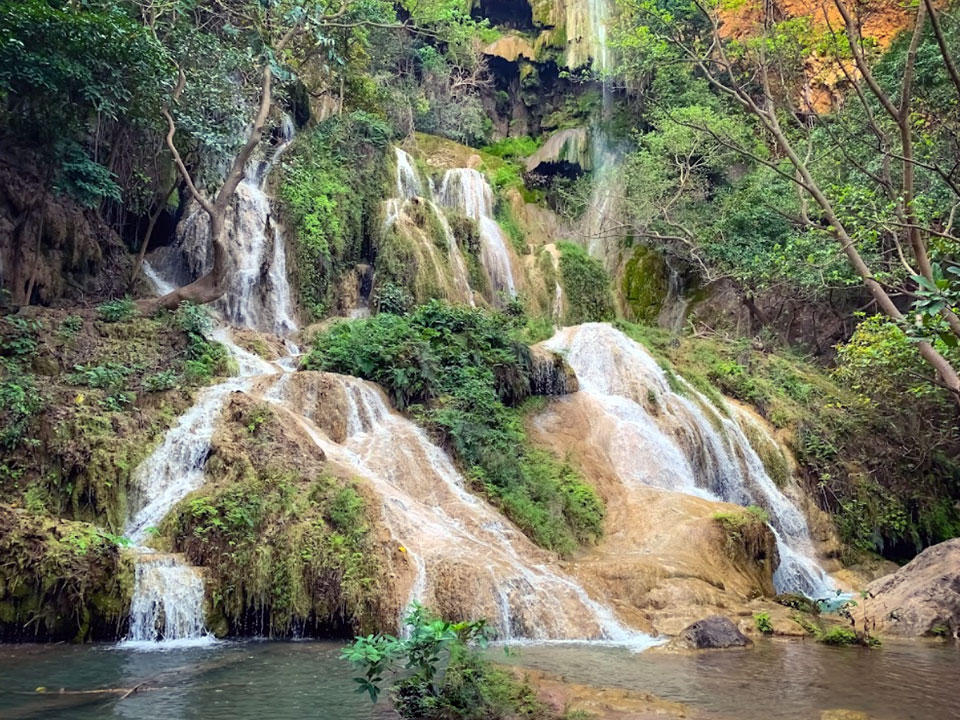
<box><xmin>138</xmin><ymin>212</ymin><xmax>228</xmax><ymax>312</ymax></box>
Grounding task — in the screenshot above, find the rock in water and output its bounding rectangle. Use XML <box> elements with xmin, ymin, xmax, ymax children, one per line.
<box><xmin>860</xmin><ymin>538</ymin><xmax>960</xmax><ymax>638</ymax></box>
<box><xmin>671</xmin><ymin>616</ymin><xmax>752</xmax><ymax>650</ymax></box>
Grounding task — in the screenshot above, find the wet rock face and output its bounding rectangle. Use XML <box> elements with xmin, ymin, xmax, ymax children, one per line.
<box><xmin>671</xmin><ymin>616</ymin><xmax>753</xmax><ymax>650</ymax></box>
<box><xmin>861</xmin><ymin>538</ymin><xmax>960</xmax><ymax>638</ymax></box>
<box><xmin>528</xmin><ymin>345</ymin><xmax>579</xmax><ymax>396</ymax></box>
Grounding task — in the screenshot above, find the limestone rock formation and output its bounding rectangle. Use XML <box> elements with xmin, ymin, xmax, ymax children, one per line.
<box><xmin>526</xmin><ymin>128</ymin><xmax>591</xmax><ymax>173</ymax></box>
<box><xmin>484</xmin><ymin>34</ymin><xmax>537</xmax><ymax>63</ymax></box>
<box><xmin>859</xmin><ymin>538</ymin><xmax>960</xmax><ymax>638</ymax></box>
<box><xmin>670</xmin><ymin>615</ymin><xmax>753</xmax><ymax>650</ymax></box>
<box><xmin>528</xmin><ymin>344</ymin><xmax>579</xmax><ymax>396</ymax></box>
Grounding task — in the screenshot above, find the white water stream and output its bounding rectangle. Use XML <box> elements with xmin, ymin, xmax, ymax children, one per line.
<box><xmin>383</xmin><ymin>149</ymin><xmax>475</xmax><ymax>306</ymax></box>
<box><xmin>545</xmin><ymin>324</ymin><xmax>836</xmax><ymax>598</ymax></box>
<box><xmin>438</xmin><ymin>167</ymin><xmax>518</xmax><ymax>299</ymax></box>
<box><xmin>124</xmin><ymin>119</ymin><xmax>298</xmax><ymax>646</ymax></box>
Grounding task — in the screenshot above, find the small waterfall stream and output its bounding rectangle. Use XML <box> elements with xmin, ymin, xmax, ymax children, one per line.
<box><xmin>384</xmin><ymin>149</ymin><xmax>475</xmax><ymax>305</ymax></box>
<box><xmin>437</xmin><ymin>168</ymin><xmax>518</xmax><ymax>299</ymax></box>
<box><xmin>152</xmin><ymin>116</ymin><xmax>299</xmax><ymax>336</ymax></box>
<box><xmin>546</xmin><ymin>323</ymin><xmax>836</xmax><ymax>598</ymax></box>
<box><xmin>124</xmin><ymin>119</ymin><xmax>298</xmax><ymax>646</ymax></box>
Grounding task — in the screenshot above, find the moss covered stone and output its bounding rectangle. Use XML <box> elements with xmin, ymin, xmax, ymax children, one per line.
<box><xmin>621</xmin><ymin>245</ymin><xmax>669</xmax><ymax>323</ymax></box>
<box><xmin>0</xmin><ymin>504</ymin><xmax>133</xmax><ymax>641</ymax></box>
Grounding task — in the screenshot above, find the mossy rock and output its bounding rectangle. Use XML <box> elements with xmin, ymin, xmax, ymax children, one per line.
<box><xmin>621</xmin><ymin>246</ymin><xmax>669</xmax><ymax>323</ymax></box>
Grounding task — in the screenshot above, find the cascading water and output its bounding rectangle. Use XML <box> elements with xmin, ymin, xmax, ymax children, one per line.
<box><xmin>126</xmin><ymin>554</ymin><xmax>209</xmax><ymax>647</ymax></box>
<box><xmin>545</xmin><ymin>323</ymin><xmax>836</xmax><ymax>599</ymax></box>
<box><xmin>151</xmin><ymin>116</ymin><xmax>299</xmax><ymax>336</ymax></box>
<box><xmin>124</xmin><ymin>118</ymin><xmax>298</xmax><ymax>646</ymax></box>
<box><xmin>383</xmin><ymin>149</ymin><xmax>475</xmax><ymax>305</ymax></box>
<box><xmin>121</xmin><ymin>338</ymin><xmax>275</xmax><ymax>646</ymax></box>
<box><xmin>438</xmin><ymin>168</ymin><xmax>518</xmax><ymax>299</ymax></box>
<box><xmin>265</xmin><ymin>371</ymin><xmax>660</xmax><ymax>648</ymax></box>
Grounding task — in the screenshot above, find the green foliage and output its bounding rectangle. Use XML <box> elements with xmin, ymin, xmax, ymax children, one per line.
<box><xmin>481</xmin><ymin>136</ymin><xmax>541</xmax><ymax>160</ymax></box>
<box><xmin>279</xmin><ymin>112</ymin><xmax>392</xmax><ymax>319</ymax></box>
<box><xmin>143</xmin><ymin>369</ymin><xmax>178</xmax><ymax>392</ymax></box>
<box><xmin>96</xmin><ymin>298</ymin><xmax>136</xmax><ymax>323</ymax></box>
<box><xmin>0</xmin><ymin>0</ymin><xmax>167</xmax><ymax>205</ymax></box>
<box><xmin>343</xmin><ymin>602</ymin><xmax>546</xmax><ymax>720</ymax></box>
<box><xmin>68</xmin><ymin>363</ymin><xmax>134</xmax><ymax>390</ymax></box>
<box><xmin>0</xmin><ymin>505</ymin><xmax>133</xmax><ymax>641</ymax></box>
<box><xmin>557</xmin><ymin>242</ymin><xmax>615</xmax><ymax>324</ymax></box>
<box><xmin>306</xmin><ymin>301</ymin><xmax>604</xmax><ymax>554</ymax></box>
<box><xmin>754</xmin><ymin>611</ymin><xmax>774</xmax><ymax>635</ymax></box>
<box><xmin>494</xmin><ymin>198</ymin><xmax>527</xmax><ymax>255</ymax></box>
<box><xmin>375</xmin><ymin>282</ymin><xmax>415</xmax><ymax>316</ymax></box>
<box><xmin>173</xmin><ymin>303</ymin><xmax>231</xmax><ymax>383</ymax></box>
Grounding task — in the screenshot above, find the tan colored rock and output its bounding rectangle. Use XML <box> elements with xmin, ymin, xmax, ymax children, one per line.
<box><xmin>483</xmin><ymin>34</ymin><xmax>537</xmax><ymax>63</ymax></box>
<box><xmin>528</xmin><ymin>392</ymin><xmax>784</xmax><ymax>634</ymax></box>
<box><xmin>857</xmin><ymin>538</ymin><xmax>960</xmax><ymax>638</ymax></box>
<box><xmin>528</xmin><ymin>344</ymin><xmax>579</xmax><ymax>396</ymax></box>
<box><xmin>515</xmin><ymin>667</ymin><xmax>691</xmax><ymax>720</ymax></box>
<box><xmin>526</xmin><ymin>128</ymin><xmax>591</xmax><ymax>173</ymax></box>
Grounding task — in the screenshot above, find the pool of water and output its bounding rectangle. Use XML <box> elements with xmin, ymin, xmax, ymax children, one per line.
<box><xmin>0</xmin><ymin>639</ymin><xmax>957</xmax><ymax>719</ymax></box>
<box><xmin>499</xmin><ymin>639</ymin><xmax>960</xmax><ymax>720</ymax></box>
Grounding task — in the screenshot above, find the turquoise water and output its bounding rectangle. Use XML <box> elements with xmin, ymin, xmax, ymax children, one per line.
<box><xmin>1</xmin><ymin>639</ymin><xmax>958</xmax><ymax>719</ymax></box>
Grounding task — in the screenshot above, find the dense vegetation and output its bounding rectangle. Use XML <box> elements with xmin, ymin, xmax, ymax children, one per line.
<box><xmin>3</xmin><ymin>0</ymin><xmax>960</xmax><ymax>660</ymax></box>
<box><xmin>279</xmin><ymin>113</ymin><xmax>392</xmax><ymax>319</ymax></box>
<box><xmin>305</xmin><ymin>301</ymin><xmax>605</xmax><ymax>555</ymax></box>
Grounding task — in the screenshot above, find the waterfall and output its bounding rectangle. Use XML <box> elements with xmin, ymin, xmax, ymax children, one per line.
<box><xmin>125</xmin><ymin>554</ymin><xmax>211</xmax><ymax>646</ymax></box>
<box><xmin>121</xmin><ymin>332</ymin><xmax>280</xmax><ymax>647</ymax></box>
<box><xmin>395</xmin><ymin>147</ymin><xmax>423</xmax><ymax>200</ymax></box>
<box><xmin>545</xmin><ymin>323</ymin><xmax>836</xmax><ymax>599</ymax></box>
<box><xmin>266</xmin><ymin>372</ymin><xmax>661</xmax><ymax>648</ymax></box>
<box><xmin>383</xmin><ymin>149</ymin><xmax>475</xmax><ymax>305</ymax></box>
<box><xmin>438</xmin><ymin>168</ymin><xmax>517</xmax><ymax>298</ymax></box>
<box><xmin>152</xmin><ymin>117</ymin><xmax>298</xmax><ymax>337</ymax></box>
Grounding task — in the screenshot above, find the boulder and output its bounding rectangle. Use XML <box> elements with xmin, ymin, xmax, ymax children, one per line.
<box><xmin>860</xmin><ymin>538</ymin><xmax>960</xmax><ymax>638</ymax></box>
<box><xmin>670</xmin><ymin>615</ymin><xmax>753</xmax><ymax>650</ymax></box>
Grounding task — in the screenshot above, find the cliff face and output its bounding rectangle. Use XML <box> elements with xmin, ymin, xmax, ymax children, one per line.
<box><xmin>719</xmin><ymin>0</ymin><xmax>925</xmax><ymax>48</ymax></box>
<box><xmin>0</xmin><ymin>161</ymin><xmax>133</xmax><ymax>307</ymax></box>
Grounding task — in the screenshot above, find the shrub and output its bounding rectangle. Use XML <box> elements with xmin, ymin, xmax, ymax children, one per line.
<box><xmin>754</xmin><ymin>611</ymin><xmax>773</xmax><ymax>635</ymax></box>
<box><xmin>144</xmin><ymin>369</ymin><xmax>178</xmax><ymax>392</ymax></box>
<box><xmin>557</xmin><ymin>242</ymin><xmax>614</xmax><ymax>324</ymax></box>
<box><xmin>278</xmin><ymin>112</ymin><xmax>392</xmax><ymax>319</ymax></box>
<box><xmin>96</xmin><ymin>298</ymin><xmax>136</xmax><ymax>323</ymax></box>
<box><xmin>342</xmin><ymin>603</ymin><xmax>547</xmax><ymax>720</ymax></box>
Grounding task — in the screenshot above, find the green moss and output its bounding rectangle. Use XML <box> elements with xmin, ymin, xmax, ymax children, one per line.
<box><xmin>278</xmin><ymin>112</ymin><xmax>392</xmax><ymax>320</ymax></box>
<box><xmin>621</xmin><ymin>246</ymin><xmax>669</xmax><ymax>323</ymax></box>
<box><xmin>0</xmin><ymin>505</ymin><xmax>133</xmax><ymax>641</ymax></box>
<box><xmin>1</xmin><ymin>307</ymin><xmax>224</xmax><ymax>533</ymax></box>
<box><xmin>557</xmin><ymin>242</ymin><xmax>614</xmax><ymax>324</ymax></box>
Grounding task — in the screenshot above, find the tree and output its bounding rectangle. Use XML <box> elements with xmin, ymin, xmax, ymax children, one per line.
<box><xmin>618</xmin><ymin>0</ymin><xmax>960</xmax><ymax>402</ymax></box>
